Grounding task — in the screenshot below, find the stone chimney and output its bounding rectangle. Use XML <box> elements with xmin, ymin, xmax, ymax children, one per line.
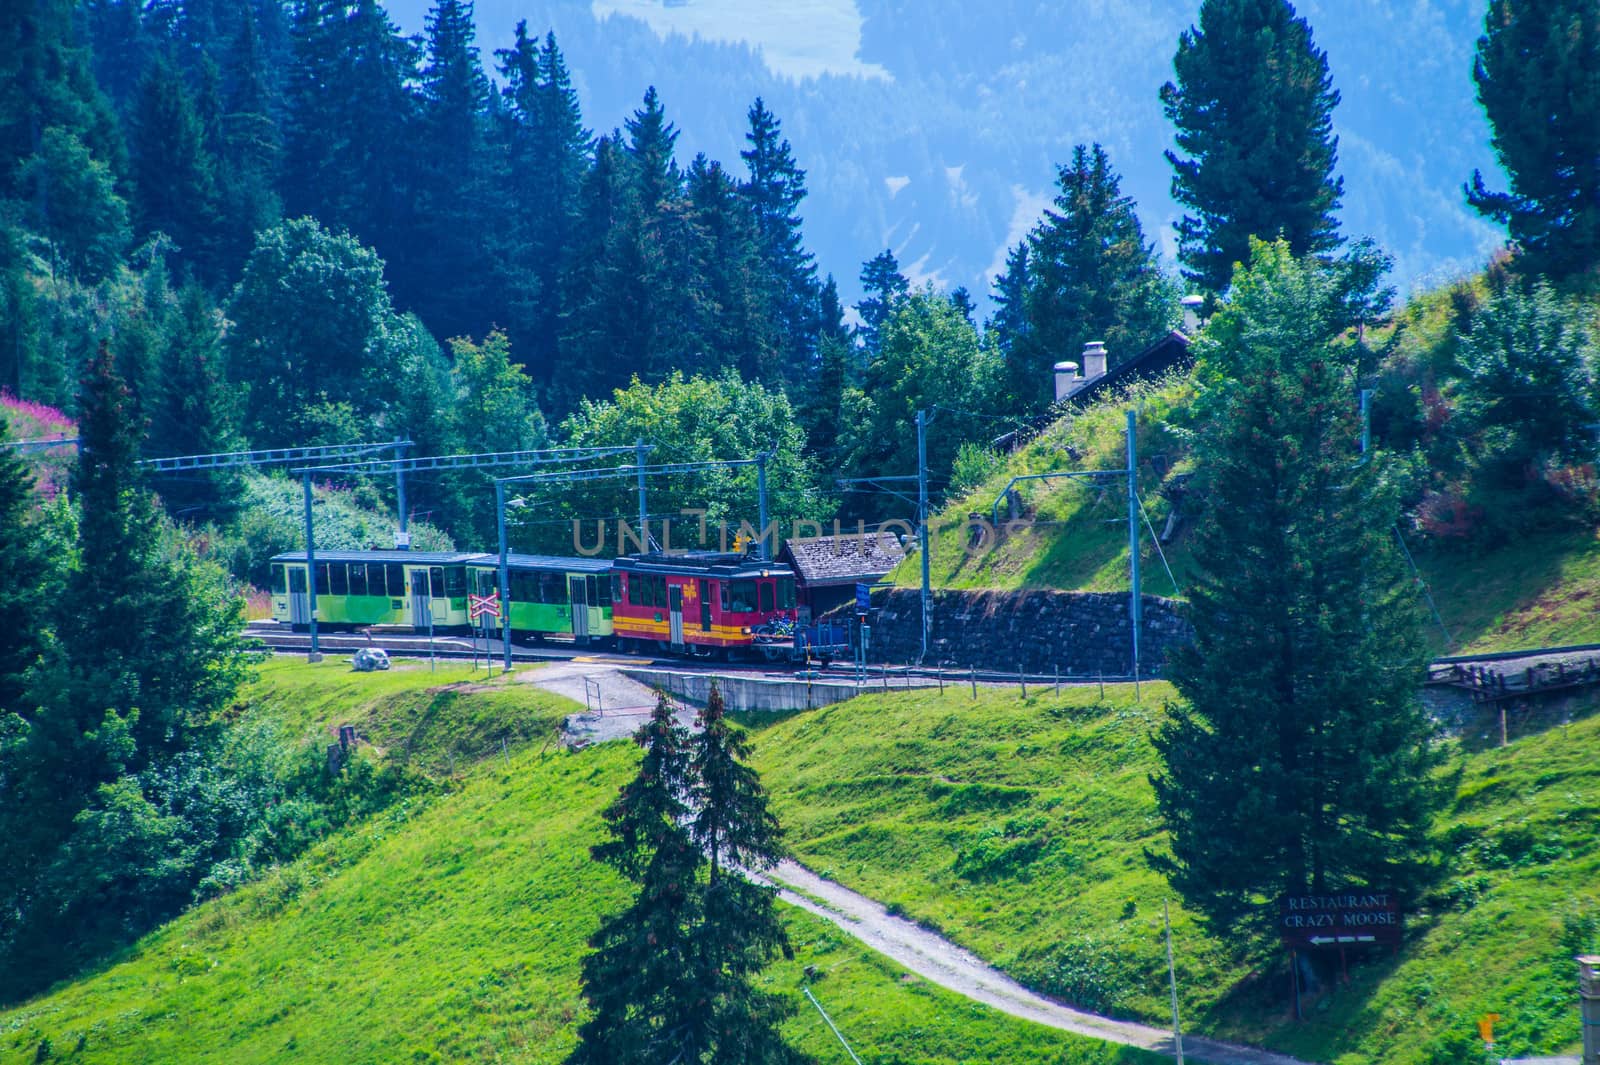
<box><xmin>1082</xmin><ymin>341</ymin><xmax>1107</xmax><ymax>380</ymax></box>
<box><xmin>1053</xmin><ymin>361</ymin><xmax>1080</xmax><ymax>403</ymax></box>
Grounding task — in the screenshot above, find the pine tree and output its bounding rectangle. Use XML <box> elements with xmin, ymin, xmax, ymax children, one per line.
<box><xmin>570</xmin><ymin>694</ymin><xmax>704</xmax><ymax>1065</ymax></box>
<box><xmin>687</xmin><ymin>682</ymin><xmax>807</xmax><ymax>1065</ymax></box>
<box><xmin>1001</xmin><ymin>144</ymin><xmax>1175</xmax><ymax>411</ymax></box>
<box><xmin>1148</xmin><ymin>241</ymin><xmax>1445</xmax><ymax>933</ymax></box>
<box><xmin>1468</xmin><ymin>0</ymin><xmax>1600</xmax><ymax>283</ymax></box>
<box><xmin>1162</xmin><ymin>0</ymin><xmax>1344</xmax><ymax>292</ymax></box>
<box><xmin>740</xmin><ymin>98</ymin><xmax>818</xmax><ymax>385</ymax></box>
<box><xmin>856</xmin><ymin>249</ymin><xmax>909</xmax><ymax>356</ymax></box>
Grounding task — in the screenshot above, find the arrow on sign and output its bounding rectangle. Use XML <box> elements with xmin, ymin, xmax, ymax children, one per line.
<box><xmin>1308</xmin><ymin>935</ymin><xmax>1378</xmax><ymax>946</ymax></box>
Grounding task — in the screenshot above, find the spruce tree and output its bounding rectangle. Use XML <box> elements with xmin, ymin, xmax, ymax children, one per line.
<box><xmin>688</xmin><ymin>682</ymin><xmax>807</xmax><ymax>1065</ymax></box>
<box><xmin>130</xmin><ymin>58</ymin><xmax>224</xmax><ymax>278</ymax></box>
<box><xmin>570</xmin><ymin>694</ymin><xmax>704</xmax><ymax>1065</ymax></box>
<box><xmin>1161</xmin><ymin>0</ymin><xmax>1344</xmax><ymax>292</ymax></box>
<box><xmin>1468</xmin><ymin>0</ymin><xmax>1600</xmax><ymax>283</ymax></box>
<box><xmin>688</xmin><ymin>154</ymin><xmax>777</xmax><ymax>383</ymax></box>
<box><xmin>496</xmin><ymin>25</ymin><xmax>590</xmax><ymax>389</ymax></box>
<box><xmin>1000</xmin><ymin>143</ymin><xmax>1174</xmax><ymax>412</ymax></box>
<box><xmin>405</xmin><ymin>0</ymin><xmax>493</xmax><ymax>340</ymax></box>
<box><xmin>1148</xmin><ymin>241</ymin><xmax>1446</xmax><ymax>933</ymax></box>
<box><xmin>149</xmin><ymin>284</ymin><xmax>243</xmax><ymax>521</ymax></box>
<box><xmin>856</xmin><ymin>249</ymin><xmax>909</xmax><ymax>356</ymax></box>
<box><xmin>0</xmin><ymin>412</ymin><xmax>47</xmax><ymax>713</ymax></box>
<box><xmin>798</xmin><ymin>276</ymin><xmax>850</xmax><ymax>466</ymax></box>
<box><xmin>740</xmin><ymin>99</ymin><xmax>818</xmax><ymax>385</ymax></box>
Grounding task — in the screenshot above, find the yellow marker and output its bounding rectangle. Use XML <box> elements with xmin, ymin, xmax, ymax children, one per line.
<box><xmin>1477</xmin><ymin>1013</ymin><xmax>1500</xmax><ymax>1043</ymax></box>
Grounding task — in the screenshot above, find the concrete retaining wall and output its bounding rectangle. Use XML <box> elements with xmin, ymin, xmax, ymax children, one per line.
<box><xmin>620</xmin><ymin>668</ymin><xmax>934</xmax><ymax>713</ymax></box>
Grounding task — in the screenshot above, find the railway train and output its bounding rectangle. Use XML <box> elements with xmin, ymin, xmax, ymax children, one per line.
<box><xmin>268</xmin><ymin>547</ymin><xmax>832</xmax><ymax>661</ymax></box>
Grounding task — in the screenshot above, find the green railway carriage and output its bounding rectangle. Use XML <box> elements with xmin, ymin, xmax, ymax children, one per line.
<box><xmin>468</xmin><ymin>555</ymin><xmax>614</xmax><ymax>644</ymax></box>
<box><xmin>269</xmin><ymin>550</ymin><xmax>483</xmax><ymax>632</ymax></box>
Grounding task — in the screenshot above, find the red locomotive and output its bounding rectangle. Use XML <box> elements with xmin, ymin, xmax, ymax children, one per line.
<box><xmin>610</xmin><ymin>551</ymin><xmax>798</xmax><ymax>659</ymax></box>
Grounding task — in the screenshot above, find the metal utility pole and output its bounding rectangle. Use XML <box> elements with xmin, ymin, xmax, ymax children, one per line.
<box><xmin>916</xmin><ymin>408</ymin><xmax>934</xmax><ymax>663</ymax></box>
<box><xmin>393</xmin><ymin>437</ymin><xmax>412</xmax><ymax>545</ymax></box>
<box><xmin>1127</xmin><ymin>409</ymin><xmax>1141</xmax><ymax>682</ymax></box>
<box><xmin>496</xmin><ymin>480</ymin><xmax>514</xmax><ymax>672</ymax></box>
<box><xmin>302</xmin><ymin>472</ymin><xmax>321</xmax><ymax>661</ymax></box>
<box><xmin>635</xmin><ymin>438</ymin><xmax>649</xmax><ymax>549</ymax></box>
<box><xmin>756</xmin><ymin>450</ymin><xmax>770</xmax><ymax>559</ymax></box>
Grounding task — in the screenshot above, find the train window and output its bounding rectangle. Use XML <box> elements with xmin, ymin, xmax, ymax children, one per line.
<box><xmin>348</xmin><ymin>564</ymin><xmax>368</xmax><ymax>597</ymax></box>
<box><xmin>707</xmin><ymin>581</ymin><xmax>719</xmax><ymax>612</ymax></box>
<box><xmin>586</xmin><ymin>575</ymin><xmax>599</xmax><ymax>607</ymax></box>
<box><xmin>314</xmin><ymin>563</ymin><xmax>330</xmax><ymax>593</ymax></box>
<box><xmin>289</xmin><ymin>567</ymin><xmax>306</xmax><ymax>594</ymax></box>
<box><xmin>653</xmin><ymin>576</ymin><xmax>667</xmax><ymax>607</ymax></box>
<box><xmin>758</xmin><ymin>581</ymin><xmax>774</xmax><ymax>613</ymax></box>
<box><xmin>321</xmin><ymin>563</ymin><xmax>340</xmax><ymax>595</ymax></box>
<box><xmin>387</xmin><ymin>564</ymin><xmax>406</xmax><ymax>597</ymax></box>
<box><xmin>329</xmin><ymin>564</ymin><xmax>348</xmax><ymax>596</ymax></box>
<box><xmin>611</xmin><ymin>573</ymin><xmax>623</xmax><ymax>604</ymax></box>
<box><xmin>445</xmin><ymin>567</ymin><xmax>467</xmax><ymax>597</ymax></box>
<box><xmin>596</xmin><ymin>573</ymin><xmax>611</xmax><ymax>607</ymax></box>
<box><xmin>510</xmin><ymin>572</ymin><xmax>534</xmax><ymax>602</ymax></box>
<box><xmin>726</xmin><ymin>580</ymin><xmax>757</xmax><ymax>613</ymax></box>
<box><xmin>271</xmin><ymin>565</ymin><xmax>287</xmax><ymax>594</ymax></box>
<box><xmin>778</xmin><ymin>578</ymin><xmax>794</xmax><ymax>610</ymax></box>
<box><xmin>538</xmin><ymin>572</ymin><xmax>565</xmax><ymax>604</ymax></box>
<box><xmin>429</xmin><ymin>567</ymin><xmax>445</xmax><ymax>598</ymax></box>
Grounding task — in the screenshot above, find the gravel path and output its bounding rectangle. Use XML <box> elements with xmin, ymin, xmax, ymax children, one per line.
<box><xmin>757</xmin><ymin>860</ymin><xmax>1320</xmax><ymax>1065</ymax></box>
<box><xmin>516</xmin><ymin>659</ymin><xmax>695</xmax><ymax>745</ymax></box>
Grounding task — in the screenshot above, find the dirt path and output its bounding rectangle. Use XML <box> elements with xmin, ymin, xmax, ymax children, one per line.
<box><xmin>757</xmin><ymin>860</ymin><xmax>1319</xmax><ymax>1065</ymax></box>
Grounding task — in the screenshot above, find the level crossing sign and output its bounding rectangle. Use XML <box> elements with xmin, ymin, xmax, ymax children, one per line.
<box><xmin>468</xmin><ymin>593</ymin><xmax>501</xmax><ymax>621</ymax></box>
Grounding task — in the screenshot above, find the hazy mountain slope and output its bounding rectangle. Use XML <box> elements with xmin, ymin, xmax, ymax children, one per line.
<box><xmin>388</xmin><ymin>0</ymin><xmax>1501</xmax><ymax>306</ymax></box>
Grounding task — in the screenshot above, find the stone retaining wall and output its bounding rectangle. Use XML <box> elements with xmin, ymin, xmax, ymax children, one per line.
<box><xmin>860</xmin><ymin>588</ymin><xmax>1191</xmax><ymax>677</ymax></box>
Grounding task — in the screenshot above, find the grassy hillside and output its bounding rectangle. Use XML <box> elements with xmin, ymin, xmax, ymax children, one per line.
<box><xmin>0</xmin><ymin>661</ymin><xmax>1159</xmax><ymax>1065</ymax></box>
<box><xmin>897</xmin><ymin>375</ymin><xmax>1600</xmax><ymax>655</ymax></box>
<box><xmin>751</xmin><ymin>683</ymin><xmax>1600</xmax><ymax>1065</ymax></box>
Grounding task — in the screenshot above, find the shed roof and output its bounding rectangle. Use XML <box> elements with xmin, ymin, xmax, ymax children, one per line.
<box><xmin>781</xmin><ymin>534</ymin><xmax>905</xmax><ymax>586</ymax></box>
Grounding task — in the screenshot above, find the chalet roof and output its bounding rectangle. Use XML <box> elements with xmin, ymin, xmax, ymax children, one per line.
<box><xmin>1059</xmin><ymin>329</ymin><xmax>1192</xmax><ymax>407</ymax></box>
<box><xmin>781</xmin><ymin>534</ymin><xmax>905</xmax><ymax>586</ymax></box>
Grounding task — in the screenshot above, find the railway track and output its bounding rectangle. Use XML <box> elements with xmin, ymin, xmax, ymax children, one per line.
<box><xmin>248</xmin><ymin>622</ymin><xmax>1600</xmax><ymax>698</ymax></box>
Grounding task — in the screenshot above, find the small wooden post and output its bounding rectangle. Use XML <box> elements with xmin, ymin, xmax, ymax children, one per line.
<box><xmin>1500</xmin><ymin>706</ymin><xmax>1508</xmax><ymax>748</ymax></box>
<box><xmin>882</xmin><ymin>665</ymin><xmax>888</xmax><ymax>692</ymax></box>
<box><xmin>937</xmin><ymin>667</ymin><xmax>944</xmax><ymax>694</ymax></box>
<box><xmin>1098</xmin><ymin>670</ymin><xmax>1105</xmax><ymax>700</ymax></box>
<box><xmin>1019</xmin><ymin>665</ymin><xmax>1027</xmax><ymax>699</ymax></box>
<box><xmin>1055</xmin><ymin>664</ymin><xmax>1060</xmax><ymax>696</ymax></box>
<box><xmin>970</xmin><ymin>667</ymin><xmax>977</xmax><ymax>699</ymax></box>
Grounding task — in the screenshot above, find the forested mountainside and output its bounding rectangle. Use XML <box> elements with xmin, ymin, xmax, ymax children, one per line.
<box><xmin>399</xmin><ymin>0</ymin><xmax>1502</xmax><ymax>305</ymax></box>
